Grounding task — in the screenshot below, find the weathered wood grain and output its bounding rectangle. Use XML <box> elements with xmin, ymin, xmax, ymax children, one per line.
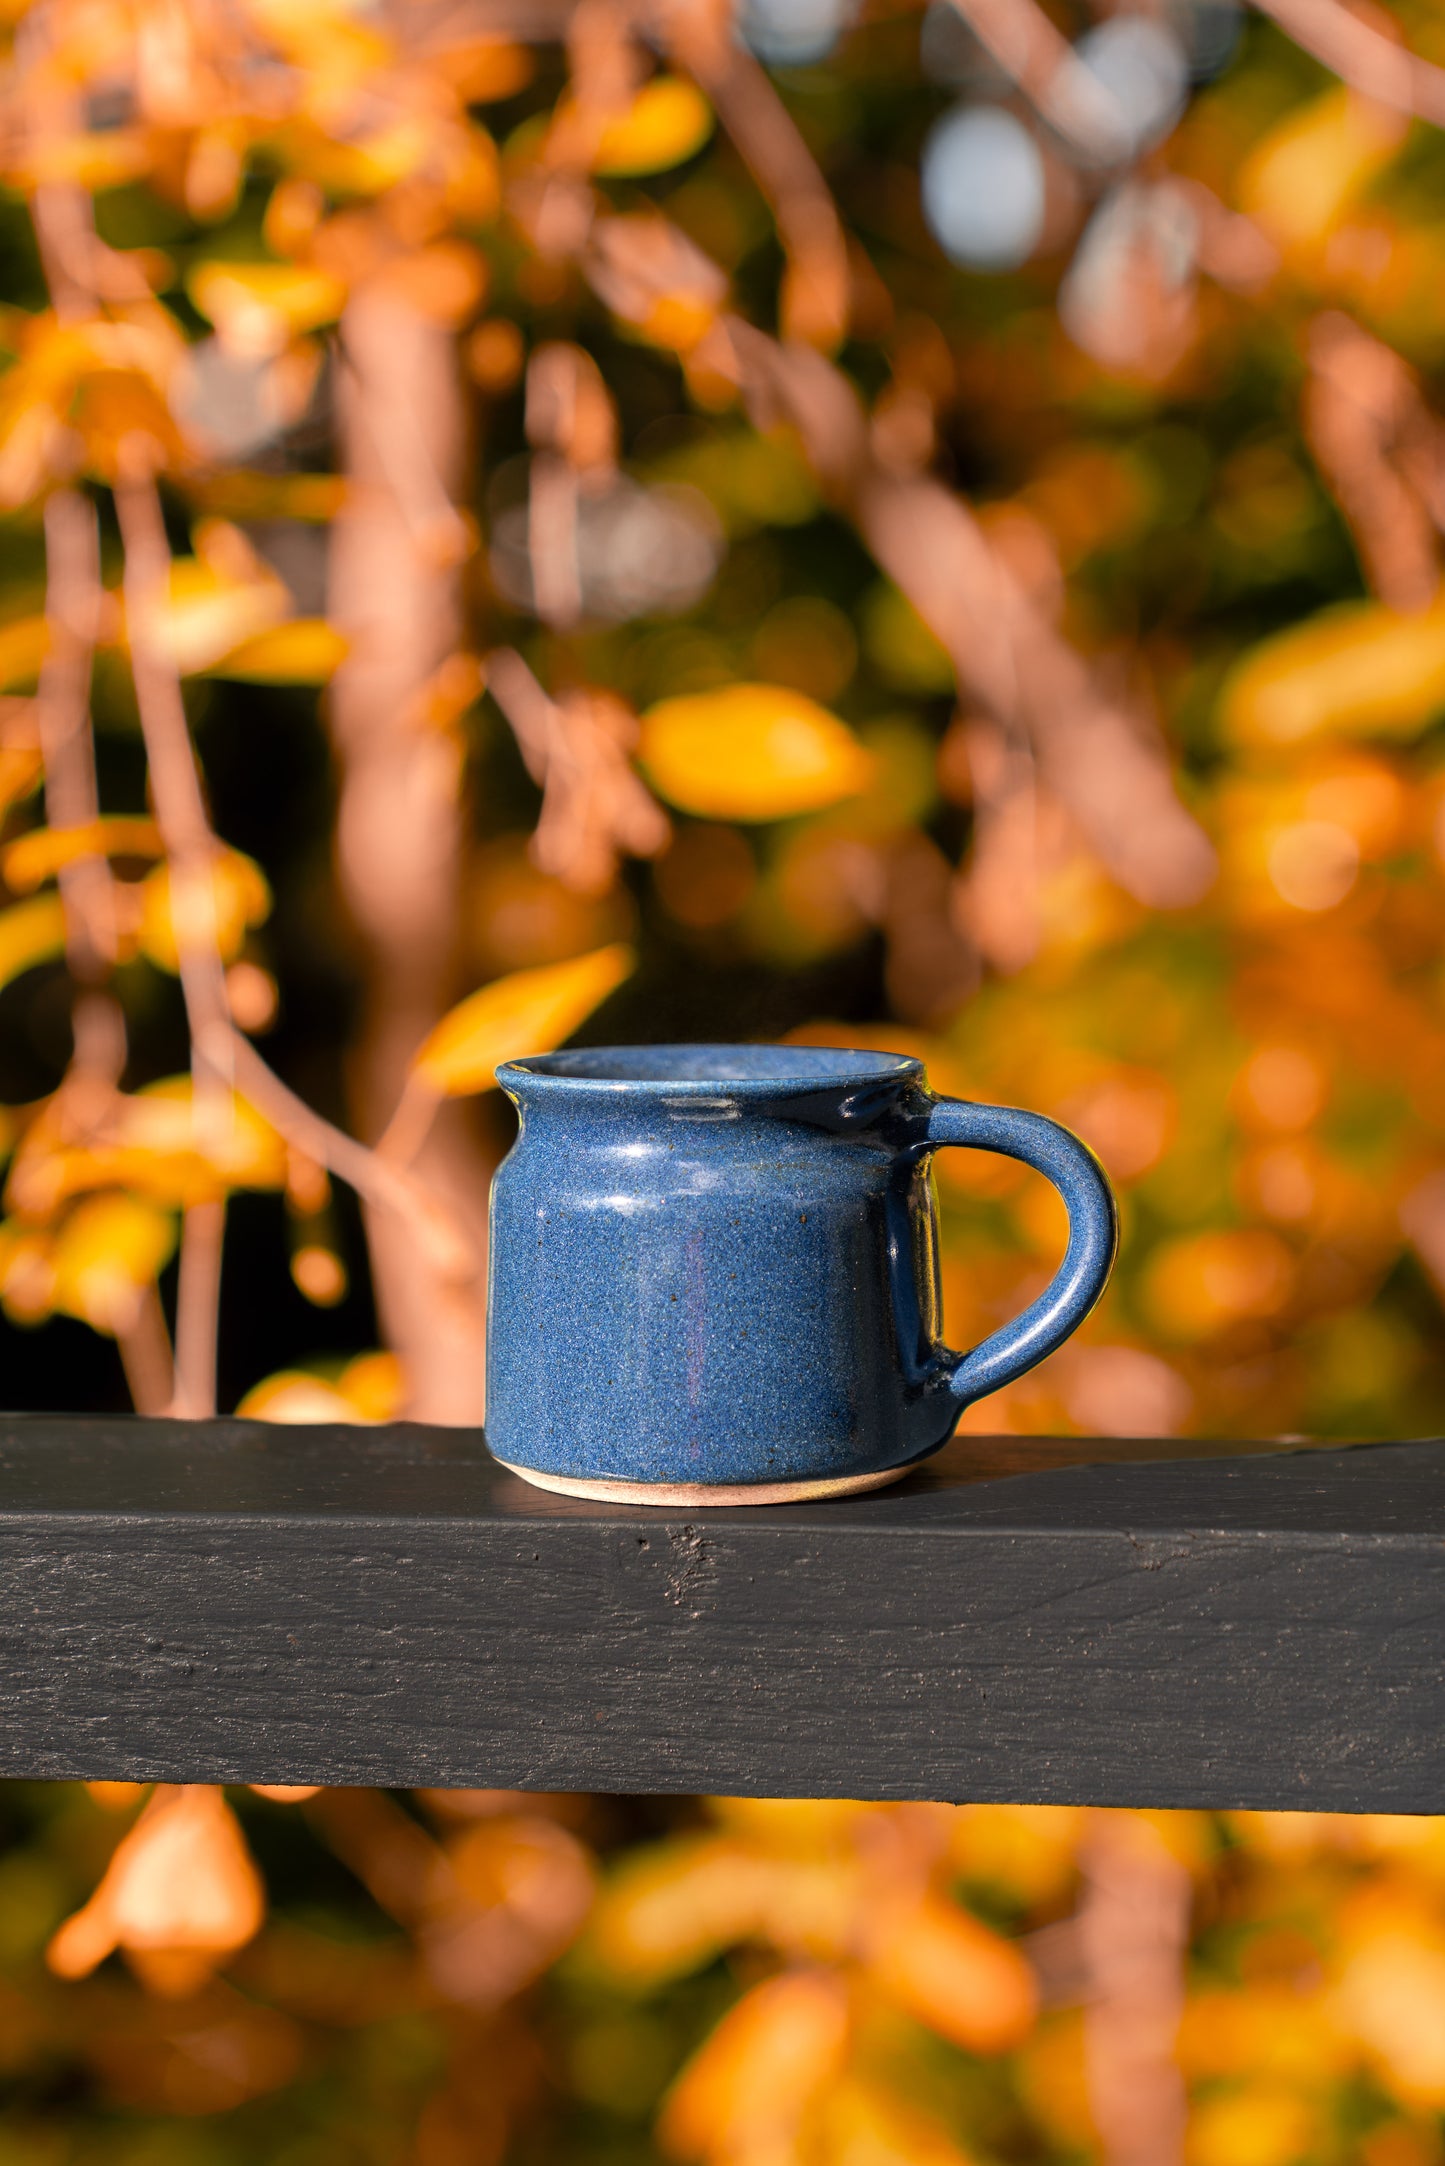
<box><xmin>0</xmin><ymin>1418</ymin><xmax>1438</xmax><ymax>1810</ymax></box>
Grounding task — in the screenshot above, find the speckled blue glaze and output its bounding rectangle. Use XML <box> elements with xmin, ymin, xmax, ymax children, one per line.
<box><xmin>485</xmin><ymin>1045</ymin><xmax>1117</xmax><ymax>1490</ymax></box>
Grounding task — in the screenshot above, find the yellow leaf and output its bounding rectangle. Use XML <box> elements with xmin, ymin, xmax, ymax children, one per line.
<box><xmin>264</xmin><ymin>115</ymin><xmax>437</xmax><ymax>201</ymax></box>
<box><xmin>135</xmin><ymin>1079</ymin><xmax>288</xmax><ymax>1195</ymax></box>
<box><xmin>0</xmin><ymin>742</ymin><xmax>42</xmax><ymax>821</ymax></box>
<box><xmin>0</xmin><ymin>894</ymin><xmax>67</xmax><ymax>991</ymax></box>
<box><xmin>133</xmin><ymin>553</ymin><xmax>293</xmax><ymax>678</ymax></box>
<box><xmin>639</xmin><ymin>684</ymin><xmax>875</xmax><ymax>820</ymax></box>
<box><xmin>585</xmin><ymin>1837</ymin><xmax>775</xmax><ymax>1988</ymax></box>
<box><xmin>187</xmin><ymin>262</ymin><xmax>347</xmax><ymax>357</ymax></box>
<box><xmin>236</xmin><ymin>1370</ymin><xmax>368</xmax><ymax>1423</ymax></box>
<box><xmin>946</xmin><ymin>1804</ymin><xmax>1086</xmax><ymax>1906</ymax></box>
<box><xmin>3</xmin><ymin>818</ymin><xmax>163</xmax><ymax>891</ymax></box>
<box><xmin>49</xmin><ymin>1194</ymin><xmax>177</xmax><ymax>1335</ymax></box>
<box><xmin>588</xmin><ymin>78</ymin><xmax>714</xmax><ymax>177</ymax></box>
<box><xmin>139</xmin><ymin>850</ymin><xmax>272</xmax><ymax>972</ymax></box>
<box><xmin>5</xmin><ymin>1081</ymin><xmax>287</xmax><ymax>1219</ymax></box>
<box><xmin>412</xmin><ymin>943</ymin><xmax>635</xmax><ymax>1096</ymax></box>
<box><xmin>0</xmin><ymin>616</ymin><xmax>48</xmax><ymax>691</ymax></box>
<box><xmin>1223</xmin><ymin>594</ymin><xmax>1445</xmax><ymax>745</ymax></box>
<box><xmin>1239</xmin><ymin>87</ymin><xmax>1404</xmax><ymax>254</ymax></box>
<box><xmin>585</xmin><ymin>1833</ymin><xmax>854</xmax><ymax>1987</ymax></box>
<box><xmin>206</xmin><ymin>618</ymin><xmax>349</xmax><ymax>684</ymax></box>
<box><xmin>1187</xmin><ymin>2085</ymin><xmax>1320</xmax><ymax>2166</ymax></box>
<box><xmin>820</xmin><ymin>2079</ymin><xmax>981</xmax><ymax>2166</ymax></box>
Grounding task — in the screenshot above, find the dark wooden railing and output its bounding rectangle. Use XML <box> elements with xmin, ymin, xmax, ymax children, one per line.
<box><xmin>0</xmin><ymin>1419</ymin><xmax>1437</xmax><ymax>1811</ymax></box>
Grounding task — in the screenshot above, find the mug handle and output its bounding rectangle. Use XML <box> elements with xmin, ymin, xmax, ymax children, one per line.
<box><xmin>922</xmin><ymin>1097</ymin><xmax>1119</xmax><ymax>1411</ymax></box>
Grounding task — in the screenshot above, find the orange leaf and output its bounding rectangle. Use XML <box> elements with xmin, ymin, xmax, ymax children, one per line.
<box><xmin>449</xmin><ymin>38</ymin><xmax>534</xmax><ymax>103</ymax></box>
<box><xmin>867</xmin><ymin>1897</ymin><xmax>1037</xmax><ymax>2053</ymax></box>
<box><xmin>660</xmin><ymin>1971</ymin><xmax>850</xmax><ymax>2160</ymax></box>
<box><xmin>337</xmin><ymin>1349</ymin><xmax>405</xmax><ymax>1420</ymax></box>
<box><xmin>379</xmin><ymin>241</ymin><xmax>489</xmax><ymax>326</ymax></box>
<box><xmin>47</xmin><ymin>1785</ymin><xmax>265</xmax><ymax>1996</ymax></box>
<box><xmin>1141</xmin><ymin>1229</ymin><xmax>1295</xmax><ymax>1341</ymax></box>
<box><xmin>236</xmin><ymin>1371</ymin><xmax>368</xmax><ymax>1423</ymax></box>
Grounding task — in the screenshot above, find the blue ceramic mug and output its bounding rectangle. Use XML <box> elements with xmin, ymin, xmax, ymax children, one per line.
<box><xmin>486</xmin><ymin>1045</ymin><xmax>1117</xmax><ymax>1505</ymax></box>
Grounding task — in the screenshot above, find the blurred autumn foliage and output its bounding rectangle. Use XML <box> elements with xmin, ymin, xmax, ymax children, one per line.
<box><xmin>2</xmin><ymin>0</ymin><xmax>1445</xmax><ymax>2156</ymax></box>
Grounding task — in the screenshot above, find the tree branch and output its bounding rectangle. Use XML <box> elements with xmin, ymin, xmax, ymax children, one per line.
<box><xmin>1250</xmin><ymin>0</ymin><xmax>1445</xmax><ymax>127</ymax></box>
<box><xmin>942</xmin><ymin>0</ymin><xmax>1130</xmax><ymax>163</ymax></box>
<box><xmin>714</xmin><ymin>307</ymin><xmax>1216</xmax><ymax>906</ymax></box>
<box><xmin>661</xmin><ymin>9</ymin><xmax>854</xmax><ymax>346</ymax></box>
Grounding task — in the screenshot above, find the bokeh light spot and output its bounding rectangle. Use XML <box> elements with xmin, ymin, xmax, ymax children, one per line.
<box><xmin>921</xmin><ymin>106</ymin><xmax>1046</xmax><ymax>272</ymax></box>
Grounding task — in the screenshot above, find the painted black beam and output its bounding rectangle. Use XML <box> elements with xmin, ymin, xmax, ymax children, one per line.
<box><xmin>0</xmin><ymin>1417</ymin><xmax>1438</xmax><ymax>1811</ymax></box>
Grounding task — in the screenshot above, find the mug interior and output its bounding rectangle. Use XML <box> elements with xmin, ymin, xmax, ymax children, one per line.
<box><xmin>503</xmin><ymin>1043</ymin><xmax>922</xmax><ymax>1088</ymax></box>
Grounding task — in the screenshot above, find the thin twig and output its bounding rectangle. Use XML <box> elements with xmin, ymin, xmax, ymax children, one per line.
<box><xmin>35</xmin><ymin>492</ymin><xmax>117</xmax><ymax>986</ymax></box>
<box><xmin>26</xmin><ymin>129</ymin><xmax>128</xmax><ymax>1072</ymax></box>
<box><xmin>374</xmin><ymin>1072</ymin><xmax>442</xmax><ymax>1170</ymax></box>
<box><xmin>485</xmin><ymin>644</ymin><xmax>555</xmax><ymax>784</ymax></box>
<box><xmin>173</xmin><ymin>1199</ymin><xmax>225</xmax><ymax>1420</ymax></box>
<box><xmin>221</xmin><ymin>1025</ymin><xmax>479</xmax><ymax>1287</ymax></box>
<box><xmin>112</xmin><ymin>460</ymin><xmax>233</xmax><ymax>1087</ymax></box>
<box><xmin>113</xmin><ymin>451</ymin><xmax>234</xmax><ymax>1417</ymax></box>
<box><xmin>117</xmin><ymin>1282</ymin><xmax>176</xmax><ymax>1418</ymax></box>
<box><xmin>1304</xmin><ymin>310</ymin><xmax>1442</xmax><ymax>612</ymax></box>
<box><xmin>662</xmin><ymin>11</ymin><xmax>854</xmax><ymax>344</ymax></box>
<box><xmin>486</xmin><ymin>645</ymin><xmax>669</xmax><ymax>892</ymax></box>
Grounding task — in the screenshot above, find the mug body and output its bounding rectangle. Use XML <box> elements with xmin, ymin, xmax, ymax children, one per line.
<box><xmin>485</xmin><ymin>1045</ymin><xmax>959</xmax><ymax>1503</ymax></box>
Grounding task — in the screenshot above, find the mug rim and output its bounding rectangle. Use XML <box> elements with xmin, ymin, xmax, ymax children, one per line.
<box><xmin>497</xmin><ymin>1042</ymin><xmax>925</xmax><ymax>1093</ymax></box>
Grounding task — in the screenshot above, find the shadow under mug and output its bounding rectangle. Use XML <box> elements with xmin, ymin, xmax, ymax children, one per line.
<box><xmin>485</xmin><ymin>1044</ymin><xmax>1118</xmax><ymax>1506</ymax></box>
